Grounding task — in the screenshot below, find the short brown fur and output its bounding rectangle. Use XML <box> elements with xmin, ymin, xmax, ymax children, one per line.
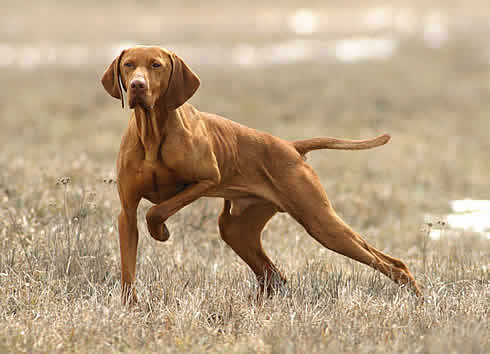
<box><xmin>101</xmin><ymin>46</ymin><xmax>421</xmax><ymax>304</ymax></box>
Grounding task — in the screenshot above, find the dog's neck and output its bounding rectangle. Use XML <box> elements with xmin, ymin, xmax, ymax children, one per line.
<box><xmin>133</xmin><ymin>103</ymin><xmax>170</xmax><ymax>162</ymax></box>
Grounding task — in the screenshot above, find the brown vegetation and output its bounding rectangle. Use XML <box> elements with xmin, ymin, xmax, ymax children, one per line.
<box><xmin>0</xmin><ymin>1</ymin><xmax>488</xmax><ymax>352</ymax></box>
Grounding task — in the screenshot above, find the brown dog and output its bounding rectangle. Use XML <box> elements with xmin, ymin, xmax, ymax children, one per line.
<box><xmin>101</xmin><ymin>46</ymin><xmax>421</xmax><ymax>304</ymax></box>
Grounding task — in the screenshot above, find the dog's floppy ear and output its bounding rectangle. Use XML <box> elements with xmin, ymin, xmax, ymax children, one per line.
<box><xmin>101</xmin><ymin>50</ymin><xmax>127</xmax><ymax>108</ymax></box>
<box><xmin>164</xmin><ymin>52</ymin><xmax>200</xmax><ymax>111</ymax></box>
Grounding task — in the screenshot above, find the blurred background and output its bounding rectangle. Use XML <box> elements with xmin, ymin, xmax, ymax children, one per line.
<box><xmin>0</xmin><ymin>1</ymin><xmax>489</xmax><ymax>352</ymax></box>
<box><xmin>2</xmin><ymin>0</ymin><xmax>489</xmax><ymax>235</ymax></box>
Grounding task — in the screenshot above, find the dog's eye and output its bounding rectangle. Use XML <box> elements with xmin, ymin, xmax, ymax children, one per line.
<box><xmin>151</xmin><ymin>62</ymin><xmax>161</xmax><ymax>68</ymax></box>
<box><xmin>124</xmin><ymin>62</ymin><xmax>133</xmax><ymax>68</ymax></box>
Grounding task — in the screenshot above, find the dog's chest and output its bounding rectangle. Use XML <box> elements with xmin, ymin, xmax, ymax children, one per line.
<box><xmin>137</xmin><ymin>160</ymin><xmax>188</xmax><ymax>203</ymax></box>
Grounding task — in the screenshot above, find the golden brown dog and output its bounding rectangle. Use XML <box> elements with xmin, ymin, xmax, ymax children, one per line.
<box><xmin>101</xmin><ymin>46</ymin><xmax>421</xmax><ymax>304</ymax></box>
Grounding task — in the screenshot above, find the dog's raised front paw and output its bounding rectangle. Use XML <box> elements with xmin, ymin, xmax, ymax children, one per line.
<box><xmin>146</xmin><ymin>212</ymin><xmax>170</xmax><ymax>241</ymax></box>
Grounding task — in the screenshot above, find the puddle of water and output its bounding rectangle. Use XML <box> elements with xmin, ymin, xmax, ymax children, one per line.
<box><xmin>422</xmin><ymin>10</ymin><xmax>449</xmax><ymax>48</ymax></box>
<box><xmin>429</xmin><ymin>199</ymin><xmax>490</xmax><ymax>240</ymax></box>
<box><xmin>362</xmin><ymin>7</ymin><xmax>418</xmax><ymax>35</ymax></box>
<box><xmin>0</xmin><ymin>43</ymin><xmax>97</xmax><ymax>70</ymax></box>
<box><xmin>229</xmin><ymin>37</ymin><xmax>398</xmax><ymax>67</ymax></box>
<box><xmin>360</xmin><ymin>7</ymin><xmax>448</xmax><ymax>48</ymax></box>
<box><xmin>231</xmin><ymin>39</ymin><xmax>319</xmax><ymax>67</ymax></box>
<box><xmin>289</xmin><ymin>9</ymin><xmax>318</xmax><ymax>35</ymax></box>
<box><xmin>0</xmin><ymin>36</ymin><xmax>400</xmax><ymax>71</ymax></box>
<box><xmin>332</xmin><ymin>37</ymin><xmax>398</xmax><ymax>63</ymax></box>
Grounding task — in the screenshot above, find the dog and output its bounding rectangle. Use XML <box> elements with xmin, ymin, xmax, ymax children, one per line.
<box><xmin>101</xmin><ymin>46</ymin><xmax>422</xmax><ymax>304</ymax></box>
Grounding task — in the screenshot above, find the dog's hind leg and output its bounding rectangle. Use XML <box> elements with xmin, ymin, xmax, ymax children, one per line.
<box><xmin>218</xmin><ymin>200</ymin><xmax>285</xmax><ymax>295</ymax></box>
<box><xmin>278</xmin><ymin>164</ymin><xmax>422</xmax><ymax>296</ymax></box>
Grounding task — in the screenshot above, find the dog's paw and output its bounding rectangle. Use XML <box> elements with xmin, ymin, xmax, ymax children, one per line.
<box><xmin>146</xmin><ymin>212</ymin><xmax>170</xmax><ymax>241</ymax></box>
<box><xmin>121</xmin><ymin>284</ymin><xmax>138</xmax><ymax>306</ymax></box>
<box><xmin>147</xmin><ymin>221</ymin><xmax>170</xmax><ymax>242</ymax></box>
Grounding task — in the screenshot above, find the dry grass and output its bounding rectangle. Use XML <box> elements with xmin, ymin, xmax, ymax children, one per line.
<box><xmin>1</xmin><ymin>1</ymin><xmax>489</xmax><ymax>353</ymax></box>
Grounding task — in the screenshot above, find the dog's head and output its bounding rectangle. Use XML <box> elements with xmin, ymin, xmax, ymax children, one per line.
<box><xmin>101</xmin><ymin>46</ymin><xmax>200</xmax><ymax>111</ymax></box>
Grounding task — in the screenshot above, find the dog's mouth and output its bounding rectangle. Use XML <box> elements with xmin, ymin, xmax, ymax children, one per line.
<box><xmin>129</xmin><ymin>95</ymin><xmax>152</xmax><ymax>110</ymax></box>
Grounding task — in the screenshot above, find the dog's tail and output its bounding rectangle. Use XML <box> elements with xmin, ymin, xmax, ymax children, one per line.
<box><xmin>293</xmin><ymin>133</ymin><xmax>391</xmax><ymax>155</ymax></box>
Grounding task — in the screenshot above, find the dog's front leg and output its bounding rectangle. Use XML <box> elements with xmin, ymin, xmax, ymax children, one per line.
<box><xmin>118</xmin><ymin>206</ymin><xmax>139</xmax><ymax>305</ymax></box>
<box><xmin>146</xmin><ymin>180</ymin><xmax>217</xmax><ymax>240</ymax></box>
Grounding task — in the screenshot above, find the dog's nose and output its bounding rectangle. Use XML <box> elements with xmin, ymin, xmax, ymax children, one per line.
<box><xmin>130</xmin><ymin>78</ymin><xmax>146</xmax><ymax>92</ymax></box>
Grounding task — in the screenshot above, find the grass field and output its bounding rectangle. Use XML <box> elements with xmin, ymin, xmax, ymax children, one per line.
<box><xmin>1</xmin><ymin>1</ymin><xmax>489</xmax><ymax>353</ymax></box>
